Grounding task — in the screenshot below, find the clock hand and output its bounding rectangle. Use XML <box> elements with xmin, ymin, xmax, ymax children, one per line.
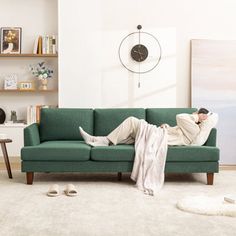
<box><xmin>138</xmin><ymin>52</ymin><xmax>145</xmax><ymax>56</ymax></box>
<box><xmin>134</xmin><ymin>50</ymin><xmax>145</xmax><ymax>56</ymax></box>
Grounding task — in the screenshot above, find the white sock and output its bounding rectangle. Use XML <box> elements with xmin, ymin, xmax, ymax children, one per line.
<box><xmin>79</xmin><ymin>127</ymin><xmax>109</xmax><ymax>146</ymax></box>
<box><xmin>79</xmin><ymin>127</ymin><xmax>96</xmax><ymax>143</ymax></box>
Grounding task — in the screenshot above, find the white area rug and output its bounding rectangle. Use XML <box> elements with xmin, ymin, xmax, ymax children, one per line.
<box><xmin>177</xmin><ymin>195</ymin><xmax>236</xmax><ymax>217</ymax></box>
<box><xmin>0</xmin><ymin>171</ymin><xmax>236</xmax><ymax>236</ymax></box>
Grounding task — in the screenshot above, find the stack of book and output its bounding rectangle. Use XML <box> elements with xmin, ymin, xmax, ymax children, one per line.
<box><xmin>0</xmin><ymin>133</ymin><xmax>7</xmax><ymax>139</ymax></box>
<box><xmin>33</xmin><ymin>35</ymin><xmax>57</xmax><ymax>54</ymax></box>
<box><xmin>27</xmin><ymin>105</ymin><xmax>57</xmax><ymax>124</ymax></box>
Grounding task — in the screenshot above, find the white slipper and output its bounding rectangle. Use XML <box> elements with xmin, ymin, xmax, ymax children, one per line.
<box><xmin>64</xmin><ymin>184</ymin><xmax>78</xmax><ymax>197</ymax></box>
<box><xmin>224</xmin><ymin>195</ymin><xmax>236</xmax><ymax>204</ymax></box>
<box><xmin>47</xmin><ymin>184</ymin><xmax>60</xmax><ymax>197</ymax></box>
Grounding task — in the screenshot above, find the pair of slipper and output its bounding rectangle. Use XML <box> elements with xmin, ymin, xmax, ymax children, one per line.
<box><xmin>47</xmin><ymin>184</ymin><xmax>78</xmax><ymax>197</ymax></box>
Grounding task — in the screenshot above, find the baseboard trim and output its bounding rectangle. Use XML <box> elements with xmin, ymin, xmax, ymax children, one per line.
<box><xmin>0</xmin><ymin>162</ymin><xmax>20</xmax><ymax>170</ymax></box>
<box><xmin>0</xmin><ymin>156</ymin><xmax>20</xmax><ymax>170</ymax></box>
<box><xmin>219</xmin><ymin>165</ymin><xmax>236</xmax><ymax>171</ymax></box>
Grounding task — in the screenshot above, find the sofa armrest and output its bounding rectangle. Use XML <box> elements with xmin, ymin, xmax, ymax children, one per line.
<box><xmin>24</xmin><ymin>123</ymin><xmax>40</xmax><ymax>146</ymax></box>
<box><xmin>204</xmin><ymin>128</ymin><xmax>217</xmax><ymax>147</ymax></box>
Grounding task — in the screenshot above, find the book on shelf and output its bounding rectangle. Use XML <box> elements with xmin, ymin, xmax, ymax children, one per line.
<box><xmin>33</xmin><ymin>36</ymin><xmax>39</xmax><ymax>54</ymax></box>
<box><xmin>38</xmin><ymin>36</ymin><xmax>43</xmax><ymax>54</ymax></box>
<box><xmin>27</xmin><ymin>105</ymin><xmax>57</xmax><ymax>125</ymax></box>
<box><xmin>52</xmin><ymin>35</ymin><xmax>57</xmax><ymax>54</ymax></box>
<box><xmin>33</xmin><ymin>35</ymin><xmax>57</xmax><ymax>55</ymax></box>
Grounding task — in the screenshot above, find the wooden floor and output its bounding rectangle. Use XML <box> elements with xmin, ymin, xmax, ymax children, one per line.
<box><xmin>0</xmin><ymin>162</ymin><xmax>235</xmax><ymax>171</ymax></box>
<box><xmin>0</xmin><ymin>162</ymin><xmax>20</xmax><ymax>170</ymax></box>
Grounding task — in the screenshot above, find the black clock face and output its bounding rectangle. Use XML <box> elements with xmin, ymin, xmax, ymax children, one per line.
<box><xmin>131</xmin><ymin>44</ymin><xmax>148</xmax><ymax>62</ymax></box>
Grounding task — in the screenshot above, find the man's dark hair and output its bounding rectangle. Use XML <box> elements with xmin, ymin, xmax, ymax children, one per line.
<box><xmin>198</xmin><ymin>108</ymin><xmax>209</xmax><ymax>114</ymax></box>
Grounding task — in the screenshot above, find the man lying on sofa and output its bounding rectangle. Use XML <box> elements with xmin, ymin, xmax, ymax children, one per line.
<box><xmin>79</xmin><ymin>108</ymin><xmax>218</xmax><ymax>195</ymax></box>
<box><xmin>79</xmin><ymin>108</ymin><xmax>218</xmax><ymax>147</ymax></box>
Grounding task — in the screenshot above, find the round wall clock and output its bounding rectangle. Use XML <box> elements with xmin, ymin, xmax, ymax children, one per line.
<box><xmin>118</xmin><ymin>25</ymin><xmax>162</xmax><ymax>76</ymax></box>
<box><xmin>130</xmin><ymin>44</ymin><xmax>148</xmax><ymax>62</ymax></box>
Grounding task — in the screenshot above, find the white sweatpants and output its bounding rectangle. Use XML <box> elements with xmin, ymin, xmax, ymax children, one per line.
<box><xmin>107</xmin><ymin>117</ymin><xmax>141</xmax><ymax>145</ymax></box>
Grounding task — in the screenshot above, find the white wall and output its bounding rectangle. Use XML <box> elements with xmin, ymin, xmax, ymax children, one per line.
<box><xmin>59</xmin><ymin>0</ymin><xmax>236</xmax><ymax>108</ymax></box>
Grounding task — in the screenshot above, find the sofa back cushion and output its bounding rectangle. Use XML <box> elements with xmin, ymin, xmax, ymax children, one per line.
<box><xmin>40</xmin><ymin>108</ymin><xmax>94</xmax><ymax>141</ymax></box>
<box><xmin>94</xmin><ymin>108</ymin><xmax>146</xmax><ymax>136</ymax></box>
<box><xmin>146</xmin><ymin>108</ymin><xmax>197</xmax><ymax>127</ymax></box>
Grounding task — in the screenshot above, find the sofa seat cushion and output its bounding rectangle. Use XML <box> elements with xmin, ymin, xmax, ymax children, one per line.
<box><xmin>91</xmin><ymin>145</ymin><xmax>135</xmax><ymax>162</ymax></box>
<box><xmin>167</xmin><ymin>146</ymin><xmax>219</xmax><ymax>162</ymax></box>
<box><xmin>91</xmin><ymin>145</ymin><xmax>219</xmax><ymax>162</ymax></box>
<box><xmin>21</xmin><ymin>141</ymin><xmax>91</xmax><ymax>161</ymax></box>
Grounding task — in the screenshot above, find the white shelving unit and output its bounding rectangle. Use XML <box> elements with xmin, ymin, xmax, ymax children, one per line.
<box><xmin>0</xmin><ymin>0</ymin><xmax>58</xmax><ymax>160</ymax></box>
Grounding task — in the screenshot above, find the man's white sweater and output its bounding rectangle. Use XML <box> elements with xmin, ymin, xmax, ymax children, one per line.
<box><xmin>166</xmin><ymin>113</ymin><xmax>218</xmax><ymax>146</ymax></box>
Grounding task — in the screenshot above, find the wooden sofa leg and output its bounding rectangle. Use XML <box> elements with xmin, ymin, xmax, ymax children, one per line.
<box><xmin>207</xmin><ymin>173</ymin><xmax>214</xmax><ymax>185</ymax></box>
<box><xmin>118</xmin><ymin>172</ymin><xmax>122</xmax><ymax>181</ymax></box>
<box><xmin>26</xmin><ymin>172</ymin><xmax>34</xmax><ymax>185</ymax></box>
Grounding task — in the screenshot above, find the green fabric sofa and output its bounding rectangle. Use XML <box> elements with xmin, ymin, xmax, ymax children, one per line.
<box><xmin>21</xmin><ymin>108</ymin><xmax>219</xmax><ymax>185</ymax></box>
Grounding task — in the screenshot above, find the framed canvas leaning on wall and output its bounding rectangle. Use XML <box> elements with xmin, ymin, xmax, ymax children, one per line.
<box><xmin>0</xmin><ymin>27</ymin><xmax>22</xmax><ymax>54</ymax></box>
<box><xmin>191</xmin><ymin>39</ymin><xmax>236</xmax><ymax>165</ymax></box>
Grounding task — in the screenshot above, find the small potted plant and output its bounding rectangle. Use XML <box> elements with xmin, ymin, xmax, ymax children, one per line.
<box><xmin>29</xmin><ymin>62</ymin><xmax>53</xmax><ymax>90</ymax></box>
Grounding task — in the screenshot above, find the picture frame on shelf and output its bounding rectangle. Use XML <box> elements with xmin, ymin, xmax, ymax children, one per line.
<box><xmin>19</xmin><ymin>81</ymin><xmax>35</xmax><ymax>91</ymax></box>
<box><xmin>0</xmin><ymin>27</ymin><xmax>22</xmax><ymax>54</ymax></box>
<box><xmin>4</xmin><ymin>74</ymin><xmax>18</xmax><ymax>90</ymax></box>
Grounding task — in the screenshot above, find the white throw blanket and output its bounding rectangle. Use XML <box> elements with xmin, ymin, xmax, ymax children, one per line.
<box><xmin>131</xmin><ymin>120</ymin><xmax>168</xmax><ymax>196</ymax></box>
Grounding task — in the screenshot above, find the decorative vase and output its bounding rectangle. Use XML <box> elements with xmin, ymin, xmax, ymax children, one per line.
<box><xmin>39</xmin><ymin>79</ymin><xmax>48</xmax><ymax>90</ymax></box>
<box><xmin>0</xmin><ymin>108</ymin><xmax>6</xmax><ymax>124</ymax></box>
<box><xmin>3</xmin><ymin>42</ymin><xmax>14</xmax><ymax>53</ymax></box>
